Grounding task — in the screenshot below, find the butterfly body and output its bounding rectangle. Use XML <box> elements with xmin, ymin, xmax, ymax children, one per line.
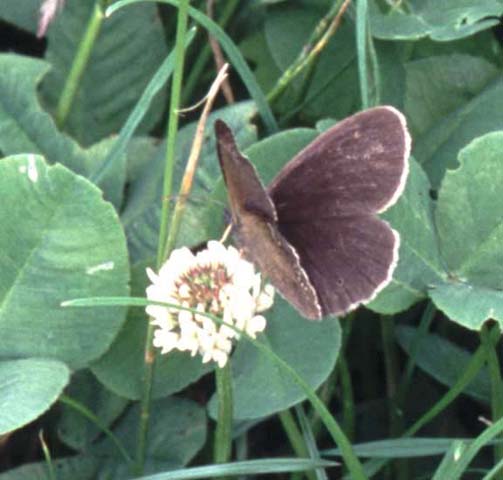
<box><xmin>215</xmin><ymin>106</ymin><xmax>410</xmax><ymax>320</ymax></box>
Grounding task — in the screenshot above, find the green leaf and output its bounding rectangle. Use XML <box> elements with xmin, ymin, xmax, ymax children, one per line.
<box><xmin>209</xmin><ymin>297</ymin><xmax>341</xmax><ymax>420</ymax></box>
<box><xmin>396</xmin><ymin>326</ymin><xmax>490</xmax><ymax>403</ymax></box>
<box><xmin>369</xmin><ymin>159</ymin><xmax>445</xmax><ymax>314</ymax></box>
<box><xmin>405</xmin><ymin>54</ymin><xmax>499</xmax><ymax>137</ymax></box>
<box><xmin>92</xmin><ymin>27</ymin><xmax>197</xmax><ymax>187</ymax></box>
<box><xmin>0</xmin><ymin>54</ymin><xmax>86</xmax><ymax>165</ymax></box>
<box><xmin>370</xmin><ymin>0</ymin><xmax>503</xmax><ymax>41</ymax></box>
<box><xmin>0</xmin><ymin>397</ymin><xmax>207</xmax><ymax>478</ymax></box>
<box><xmin>41</xmin><ymin>0</ymin><xmax>168</xmax><ymax>146</ymax></box>
<box><xmin>0</xmin><ymin>457</ymin><xmax>336</xmax><ymax>480</ymax></box>
<box><xmin>0</xmin><ymin>358</ymin><xmax>70</xmax><ymax>435</ymax></box>
<box><xmin>239</xmin><ymin>31</ymin><xmax>281</xmax><ymax>94</ymax></box>
<box><xmin>0</xmin><ymin>155</ymin><xmax>129</xmax><ymax>369</ymax></box>
<box><xmin>91</xmin><ymin>261</ymin><xmax>212</xmax><ymax>400</ymax></box>
<box><xmin>326</xmin><ymin>437</ymin><xmax>475</xmax><ymax>458</ymax></box>
<box><xmin>413</xmin><ymin>76</ymin><xmax>503</xmax><ymax>188</ymax></box>
<box><xmin>430</xmin><ymin>283</ymin><xmax>503</xmax><ymax>330</ymax></box>
<box><xmin>432</xmin><ymin>132</ymin><xmax>503</xmax><ymax>329</ymax></box>
<box><xmin>57</xmin><ymin>370</ymin><xmax>128</xmax><ymax>451</ymax></box>
<box><xmin>0</xmin><ymin>0</ymin><xmax>39</xmax><ymax>33</ymax></box>
<box><xmin>264</xmin><ymin>4</ymin><xmax>359</xmax><ymax>121</ymax></box>
<box><xmin>0</xmin><ymin>54</ymin><xmax>127</xmax><ymax>206</ymax></box>
<box><xmin>99</xmin><ymin>396</ymin><xmax>207</xmax><ymax>469</ymax></box>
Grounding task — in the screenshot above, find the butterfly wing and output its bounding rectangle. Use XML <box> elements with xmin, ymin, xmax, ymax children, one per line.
<box><xmin>268</xmin><ymin>106</ymin><xmax>410</xmax><ymax>316</ymax></box>
<box><xmin>215</xmin><ymin>120</ymin><xmax>322</xmax><ymax>319</ymax></box>
<box><xmin>269</xmin><ymin>106</ymin><xmax>410</xmax><ymax>221</ymax></box>
<box><xmin>276</xmin><ymin>216</ymin><xmax>399</xmax><ymax>315</ymax></box>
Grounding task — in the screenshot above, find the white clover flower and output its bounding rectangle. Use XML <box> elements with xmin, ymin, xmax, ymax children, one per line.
<box><xmin>146</xmin><ymin>241</ymin><xmax>274</xmax><ymax>368</ymax></box>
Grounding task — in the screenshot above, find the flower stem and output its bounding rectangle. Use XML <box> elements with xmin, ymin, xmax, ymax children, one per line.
<box><xmin>214</xmin><ymin>360</ymin><xmax>234</xmax><ymax>466</ymax></box>
<box><xmin>135</xmin><ymin>0</ymin><xmax>191</xmax><ymax>476</ymax></box>
<box><xmin>481</xmin><ymin>323</ymin><xmax>503</xmax><ymax>480</ymax></box>
<box><xmin>157</xmin><ymin>0</ymin><xmax>191</xmax><ymax>266</ymax></box>
<box><xmin>55</xmin><ymin>0</ymin><xmax>105</xmax><ymax>128</ymax></box>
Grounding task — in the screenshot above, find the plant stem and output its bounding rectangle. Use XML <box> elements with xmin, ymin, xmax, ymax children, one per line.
<box><xmin>65</xmin><ymin>296</ymin><xmax>365</xmax><ymax>478</ymax></box>
<box><xmin>266</xmin><ymin>0</ymin><xmax>352</xmax><ymax>105</ymax></box>
<box><xmin>158</xmin><ymin>0</ymin><xmax>191</xmax><ymax>266</ymax></box>
<box><xmin>396</xmin><ymin>302</ymin><xmax>436</xmax><ymax>406</ymax></box>
<box><xmin>135</xmin><ymin>0</ymin><xmax>190</xmax><ymax>475</ymax></box>
<box><xmin>39</xmin><ymin>431</ymin><xmax>56</xmax><ymax>480</ymax></box>
<box><xmin>56</xmin><ymin>0</ymin><xmax>105</xmax><ymax>128</ymax></box>
<box><xmin>214</xmin><ymin>361</ymin><xmax>234</xmax><ymax>466</ymax></box>
<box><xmin>481</xmin><ymin>323</ymin><xmax>503</xmax><ymax>480</ymax></box>
<box><xmin>252</xmin><ymin>339</ymin><xmax>367</xmax><ymax>480</ymax></box>
<box><xmin>405</xmin><ymin>343</ymin><xmax>487</xmax><ymax>438</ymax></box>
<box><xmin>348</xmin><ymin>343</ymin><xmax>489</xmax><ymax>479</ymax></box>
<box><xmin>60</xmin><ymin>394</ymin><xmax>132</xmax><ymax>465</ymax></box>
<box><xmin>182</xmin><ymin>0</ymin><xmax>238</xmax><ymax>105</ymax></box>
<box><xmin>338</xmin><ymin>351</ymin><xmax>355</xmax><ymax>441</ymax></box>
<box><xmin>380</xmin><ymin>315</ymin><xmax>407</xmax><ymax>480</ymax></box>
<box><xmin>279</xmin><ymin>410</ymin><xmax>316</xmax><ymax>480</ymax></box>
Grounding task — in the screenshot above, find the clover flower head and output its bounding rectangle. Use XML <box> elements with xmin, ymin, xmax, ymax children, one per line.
<box><xmin>146</xmin><ymin>241</ymin><xmax>274</xmax><ymax>368</ymax></box>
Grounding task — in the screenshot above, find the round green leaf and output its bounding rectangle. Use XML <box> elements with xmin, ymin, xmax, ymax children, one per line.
<box><xmin>433</xmin><ymin>132</ymin><xmax>503</xmax><ymax>329</ymax></box>
<box><xmin>437</xmin><ymin>132</ymin><xmax>503</xmax><ymax>285</ymax></box>
<box><xmin>41</xmin><ymin>0</ymin><xmax>168</xmax><ymax>146</ymax></box>
<box><xmin>209</xmin><ymin>298</ymin><xmax>341</xmax><ymax>420</ymax></box>
<box><xmin>370</xmin><ymin>0</ymin><xmax>503</xmax><ymax>41</ymax></box>
<box><xmin>0</xmin><ymin>358</ymin><xmax>70</xmax><ymax>435</ymax></box>
<box><xmin>0</xmin><ymin>155</ymin><xmax>129</xmax><ymax>369</ymax></box>
<box><xmin>369</xmin><ymin>159</ymin><xmax>445</xmax><ymax>314</ymax></box>
<box><xmin>264</xmin><ymin>4</ymin><xmax>358</xmax><ymax>121</ymax></box>
<box><xmin>430</xmin><ymin>283</ymin><xmax>503</xmax><ymax>330</ymax></box>
<box><xmin>0</xmin><ymin>54</ymin><xmax>126</xmax><ymax>207</ymax></box>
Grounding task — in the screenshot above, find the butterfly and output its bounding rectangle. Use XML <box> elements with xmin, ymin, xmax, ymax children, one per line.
<box><xmin>215</xmin><ymin>106</ymin><xmax>411</xmax><ymax>319</ymax></box>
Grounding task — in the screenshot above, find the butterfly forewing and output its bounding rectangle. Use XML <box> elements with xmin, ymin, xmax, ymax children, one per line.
<box><xmin>215</xmin><ymin>120</ymin><xmax>322</xmax><ymax>319</ymax></box>
<box><xmin>269</xmin><ymin>107</ymin><xmax>410</xmax><ymax>222</ymax></box>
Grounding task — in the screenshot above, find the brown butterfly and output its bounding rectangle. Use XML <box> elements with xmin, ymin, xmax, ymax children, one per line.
<box><xmin>215</xmin><ymin>107</ymin><xmax>411</xmax><ymax>319</ymax></box>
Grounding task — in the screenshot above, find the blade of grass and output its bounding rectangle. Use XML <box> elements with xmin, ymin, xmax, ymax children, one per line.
<box><xmin>480</xmin><ymin>323</ymin><xmax>503</xmax><ymax>480</ymax></box>
<box><xmin>56</xmin><ymin>0</ymin><xmax>106</xmax><ymax>128</ymax></box>
<box><xmin>91</xmin><ymin>27</ymin><xmax>197</xmax><ymax>185</ymax></box>
<box><xmin>135</xmin><ymin>0</ymin><xmax>191</xmax><ymax>475</ymax></box>
<box><xmin>107</xmin><ymin>0</ymin><xmax>277</xmax><ymax>132</ymax></box>
<box><xmin>39</xmin><ymin>431</ymin><xmax>56</xmax><ymax>480</ymax></box>
<box><xmin>62</xmin><ymin>295</ymin><xmax>367</xmax><ymax>480</ymax></box>
<box><xmin>59</xmin><ymin>394</ymin><xmax>133</xmax><ymax>465</ymax></box>
<box><xmin>138</xmin><ymin>458</ymin><xmax>339</xmax><ymax>480</ymax></box>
